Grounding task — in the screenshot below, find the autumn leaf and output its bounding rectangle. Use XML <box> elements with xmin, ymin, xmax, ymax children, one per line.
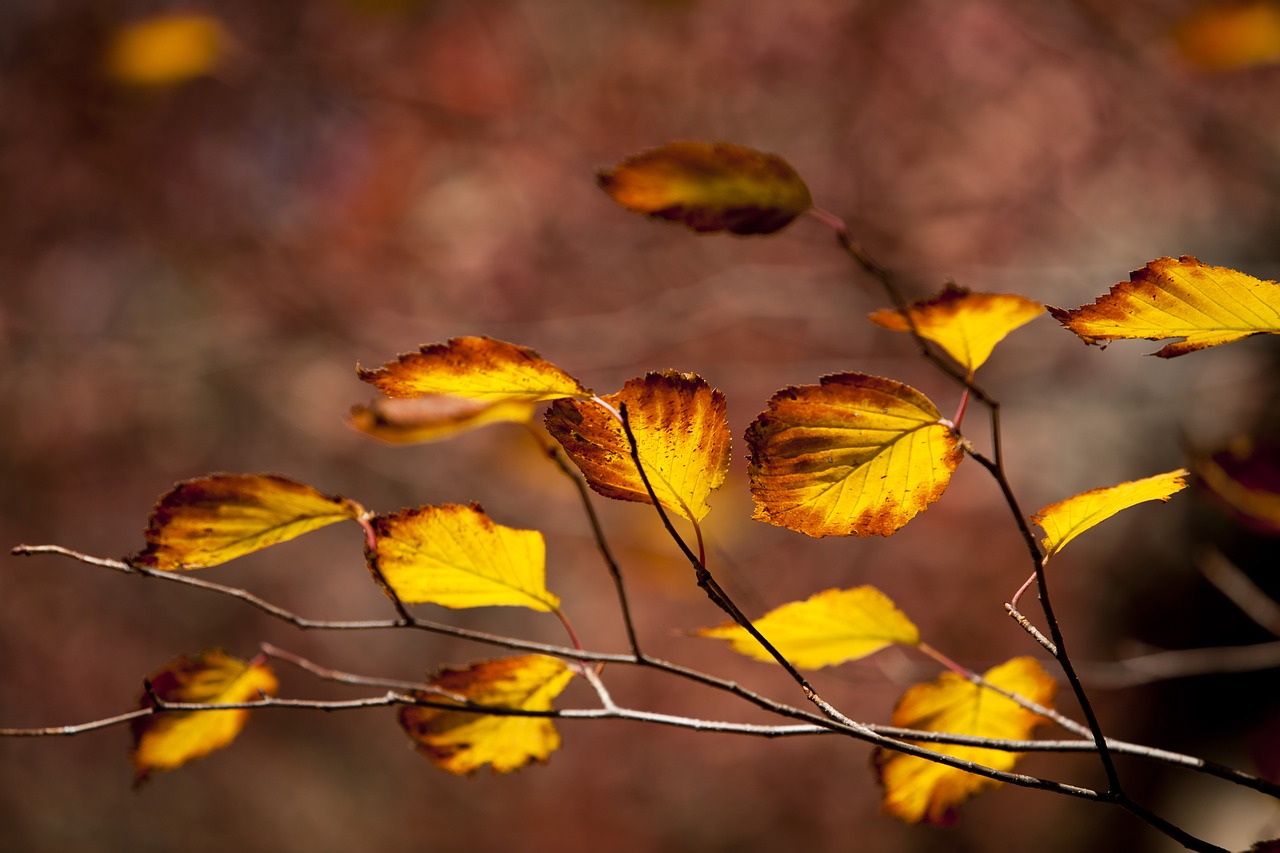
<box><xmin>1193</xmin><ymin>438</ymin><xmax>1280</xmax><ymax>535</ymax></box>
<box><xmin>746</xmin><ymin>374</ymin><xmax>963</xmax><ymax>537</ymax></box>
<box><xmin>132</xmin><ymin>474</ymin><xmax>362</xmax><ymax>571</ymax></box>
<box><xmin>106</xmin><ymin>13</ymin><xmax>229</xmax><ymax>87</ymax></box>
<box><xmin>1033</xmin><ymin>469</ymin><xmax>1189</xmax><ymax>560</ymax></box>
<box><xmin>399</xmin><ymin>655</ymin><xmax>575</xmax><ymax>774</ymax></box>
<box><xmin>358</xmin><ymin>336</ymin><xmax>591</xmax><ymax>403</ymax></box>
<box><xmin>130</xmin><ymin>650</ymin><xmax>277</xmax><ymax>785</ymax></box>
<box><xmin>1172</xmin><ymin>1</ymin><xmax>1280</xmax><ymax>71</ymax></box>
<box><xmin>545</xmin><ymin>371</ymin><xmax>731</xmax><ymax>522</ymax></box>
<box><xmin>597</xmin><ymin>142</ymin><xmax>813</xmax><ymax>235</ymax></box>
<box><xmin>875</xmin><ymin>657</ymin><xmax>1056</xmax><ymax>825</ymax></box>
<box><xmin>368</xmin><ymin>504</ymin><xmax>559</xmax><ymax>611</ymax></box>
<box><xmin>698</xmin><ymin>586</ymin><xmax>919</xmax><ymax>669</ymax></box>
<box><xmin>1049</xmin><ymin>257</ymin><xmax>1280</xmax><ymax>358</ymax></box>
<box><xmin>869</xmin><ymin>285</ymin><xmax>1044</xmax><ymax>375</ymax></box>
<box><xmin>349</xmin><ymin>395</ymin><xmax>536</xmax><ymax>444</ymax></box>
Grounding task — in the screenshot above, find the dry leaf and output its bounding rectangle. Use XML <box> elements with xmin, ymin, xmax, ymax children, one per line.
<box><xmin>106</xmin><ymin>13</ymin><xmax>229</xmax><ymax>86</ymax></box>
<box><xmin>1033</xmin><ymin>469</ymin><xmax>1189</xmax><ymax>560</ymax></box>
<box><xmin>349</xmin><ymin>396</ymin><xmax>536</xmax><ymax>444</ymax></box>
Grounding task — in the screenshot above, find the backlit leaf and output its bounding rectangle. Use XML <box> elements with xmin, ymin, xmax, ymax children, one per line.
<box><xmin>349</xmin><ymin>396</ymin><xmax>536</xmax><ymax>444</ymax></box>
<box><xmin>597</xmin><ymin>142</ymin><xmax>813</xmax><ymax>235</ymax></box>
<box><xmin>1033</xmin><ymin>469</ymin><xmax>1189</xmax><ymax>560</ymax></box>
<box><xmin>1194</xmin><ymin>438</ymin><xmax>1280</xmax><ymax>535</ymax></box>
<box><xmin>545</xmin><ymin>371</ymin><xmax>731</xmax><ymax>522</ymax></box>
<box><xmin>698</xmin><ymin>586</ymin><xmax>920</xmax><ymax>669</ymax></box>
<box><xmin>1173</xmin><ymin>1</ymin><xmax>1280</xmax><ymax>71</ymax></box>
<box><xmin>130</xmin><ymin>649</ymin><xmax>277</xmax><ymax>785</ymax></box>
<box><xmin>746</xmin><ymin>374</ymin><xmax>963</xmax><ymax>537</ymax></box>
<box><xmin>875</xmin><ymin>657</ymin><xmax>1056</xmax><ymax>825</ymax></box>
<box><xmin>358</xmin><ymin>336</ymin><xmax>591</xmax><ymax>403</ymax></box>
<box><xmin>368</xmin><ymin>504</ymin><xmax>559</xmax><ymax>611</ymax></box>
<box><xmin>1049</xmin><ymin>257</ymin><xmax>1280</xmax><ymax>358</ymax></box>
<box><xmin>133</xmin><ymin>474</ymin><xmax>361</xmax><ymax>571</ymax></box>
<box><xmin>869</xmin><ymin>285</ymin><xmax>1044</xmax><ymax>375</ymax></box>
<box><xmin>106</xmin><ymin>13</ymin><xmax>229</xmax><ymax>87</ymax></box>
<box><xmin>399</xmin><ymin>655</ymin><xmax>575</xmax><ymax>774</ymax></box>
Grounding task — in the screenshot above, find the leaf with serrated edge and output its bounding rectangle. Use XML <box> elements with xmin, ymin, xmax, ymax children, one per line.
<box><xmin>869</xmin><ymin>285</ymin><xmax>1043</xmax><ymax>374</ymax></box>
<box><xmin>369</xmin><ymin>504</ymin><xmax>559</xmax><ymax>611</ymax></box>
<box><xmin>399</xmin><ymin>655</ymin><xmax>575</xmax><ymax>775</ymax></box>
<box><xmin>1049</xmin><ymin>257</ymin><xmax>1280</xmax><ymax>358</ymax></box>
<box><xmin>597</xmin><ymin>142</ymin><xmax>812</xmax><ymax>236</ymax></box>
<box><xmin>746</xmin><ymin>373</ymin><xmax>963</xmax><ymax>537</ymax></box>
<box><xmin>133</xmin><ymin>474</ymin><xmax>361</xmax><ymax>571</ymax></box>
<box><xmin>698</xmin><ymin>586</ymin><xmax>919</xmax><ymax>669</ymax></box>
<box><xmin>349</xmin><ymin>396</ymin><xmax>536</xmax><ymax>444</ymax></box>
<box><xmin>1033</xmin><ymin>469</ymin><xmax>1188</xmax><ymax>560</ymax></box>
<box><xmin>130</xmin><ymin>649</ymin><xmax>278</xmax><ymax>785</ymax></box>
<box><xmin>545</xmin><ymin>371</ymin><xmax>731</xmax><ymax>522</ymax></box>
<box><xmin>358</xmin><ymin>336</ymin><xmax>591</xmax><ymax>402</ymax></box>
<box><xmin>875</xmin><ymin>657</ymin><xmax>1056</xmax><ymax>825</ymax></box>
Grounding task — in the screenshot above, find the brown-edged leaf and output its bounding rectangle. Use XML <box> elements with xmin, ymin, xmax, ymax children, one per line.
<box><xmin>1032</xmin><ymin>469</ymin><xmax>1189</xmax><ymax>560</ymax></box>
<box><xmin>349</xmin><ymin>395</ymin><xmax>536</xmax><ymax>444</ymax></box>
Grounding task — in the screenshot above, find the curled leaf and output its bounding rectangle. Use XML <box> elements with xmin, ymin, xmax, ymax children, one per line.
<box><xmin>1033</xmin><ymin>469</ymin><xmax>1189</xmax><ymax>560</ymax></box>
<box><xmin>106</xmin><ymin>13</ymin><xmax>229</xmax><ymax>87</ymax></box>
<box><xmin>349</xmin><ymin>396</ymin><xmax>536</xmax><ymax>444</ymax></box>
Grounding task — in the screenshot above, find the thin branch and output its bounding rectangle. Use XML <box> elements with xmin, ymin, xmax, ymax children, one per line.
<box><xmin>1081</xmin><ymin>640</ymin><xmax>1280</xmax><ymax>688</ymax></box>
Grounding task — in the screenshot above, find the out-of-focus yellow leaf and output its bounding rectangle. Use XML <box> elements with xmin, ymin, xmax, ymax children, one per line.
<box><xmin>1033</xmin><ymin>469</ymin><xmax>1189</xmax><ymax>560</ymax></box>
<box><xmin>597</xmin><ymin>142</ymin><xmax>813</xmax><ymax>235</ymax></box>
<box><xmin>399</xmin><ymin>655</ymin><xmax>575</xmax><ymax>774</ymax></box>
<box><xmin>875</xmin><ymin>657</ymin><xmax>1056</xmax><ymax>825</ymax></box>
<box><xmin>106</xmin><ymin>13</ymin><xmax>229</xmax><ymax>87</ymax></box>
<box><xmin>698</xmin><ymin>586</ymin><xmax>919</xmax><ymax>669</ymax></box>
<box><xmin>1194</xmin><ymin>438</ymin><xmax>1280</xmax><ymax>535</ymax></box>
<box><xmin>368</xmin><ymin>504</ymin><xmax>559</xmax><ymax>611</ymax></box>
<box><xmin>746</xmin><ymin>374</ymin><xmax>963</xmax><ymax>537</ymax></box>
<box><xmin>358</xmin><ymin>336</ymin><xmax>591</xmax><ymax>403</ymax></box>
<box><xmin>544</xmin><ymin>371</ymin><xmax>731</xmax><ymax>522</ymax></box>
<box><xmin>1173</xmin><ymin>1</ymin><xmax>1280</xmax><ymax>70</ymax></box>
<box><xmin>1049</xmin><ymin>257</ymin><xmax>1280</xmax><ymax>358</ymax></box>
<box><xmin>130</xmin><ymin>649</ymin><xmax>277</xmax><ymax>785</ymax></box>
<box><xmin>349</xmin><ymin>396</ymin><xmax>536</xmax><ymax>444</ymax></box>
<box><xmin>868</xmin><ymin>285</ymin><xmax>1043</xmax><ymax>375</ymax></box>
<box><xmin>133</xmin><ymin>474</ymin><xmax>361</xmax><ymax>571</ymax></box>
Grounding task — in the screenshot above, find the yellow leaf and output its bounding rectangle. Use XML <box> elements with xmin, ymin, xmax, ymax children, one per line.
<box><xmin>698</xmin><ymin>586</ymin><xmax>920</xmax><ymax>669</ymax></box>
<box><xmin>399</xmin><ymin>655</ymin><xmax>575</xmax><ymax>774</ymax></box>
<box><xmin>358</xmin><ymin>336</ymin><xmax>591</xmax><ymax>403</ymax></box>
<box><xmin>544</xmin><ymin>371</ymin><xmax>731</xmax><ymax>522</ymax></box>
<box><xmin>597</xmin><ymin>141</ymin><xmax>813</xmax><ymax>235</ymax></box>
<box><xmin>133</xmin><ymin>474</ymin><xmax>361</xmax><ymax>571</ymax></box>
<box><xmin>875</xmin><ymin>657</ymin><xmax>1056</xmax><ymax>825</ymax></box>
<box><xmin>1049</xmin><ymin>257</ymin><xmax>1280</xmax><ymax>358</ymax></box>
<box><xmin>1173</xmin><ymin>1</ymin><xmax>1280</xmax><ymax>71</ymax></box>
<box><xmin>1033</xmin><ymin>469</ymin><xmax>1189</xmax><ymax>560</ymax></box>
<box><xmin>130</xmin><ymin>650</ymin><xmax>277</xmax><ymax>785</ymax></box>
<box><xmin>368</xmin><ymin>504</ymin><xmax>559</xmax><ymax>611</ymax></box>
<box><xmin>349</xmin><ymin>396</ymin><xmax>536</xmax><ymax>444</ymax></box>
<box><xmin>1194</xmin><ymin>437</ymin><xmax>1280</xmax><ymax>535</ymax></box>
<box><xmin>106</xmin><ymin>13</ymin><xmax>229</xmax><ymax>87</ymax></box>
<box><xmin>746</xmin><ymin>374</ymin><xmax>963</xmax><ymax>537</ymax></box>
<box><xmin>868</xmin><ymin>285</ymin><xmax>1044</xmax><ymax>375</ymax></box>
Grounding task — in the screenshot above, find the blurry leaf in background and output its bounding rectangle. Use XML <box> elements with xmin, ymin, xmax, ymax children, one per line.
<box><xmin>105</xmin><ymin>12</ymin><xmax>230</xmax><ymax>87</ymax></box>
<box><xmin>1032</xmin><ymin>469</ymin><xmax>1189</xmax><ymax>560</ymax></box>
<box><xmin>1172</xmin><ymin>1</ymin><xmax>1280</xmax><ymax>71</ymax></box>
<box><xmin>130</xmin><ymin>650</ymin><xmax>277</xmax><ymax>785</ymax></box>
<box><xmin>597</xmin><ymin>141</ymin><xmax>813</xmax><ymax>235</ymax></box>
<box><xmin>1194</xmin><ymin>437</ymin><xmax>1280</xmax><ymax>536</ymax></box>
<box><xmin>349</xmin><ymin>395</ymin><xmax>535</xmax><ymax>445</ymax></box>
<box><xmin>399</xmin><ymin>655</ymin><xmax>575</xmax><ymax>774</ymax></box>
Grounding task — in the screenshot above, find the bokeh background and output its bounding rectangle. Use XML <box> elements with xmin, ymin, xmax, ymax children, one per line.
<box><xmin>3</xmin><ymin>1</ymin><xmax>1279</xmax><ymax>850</ymax></box>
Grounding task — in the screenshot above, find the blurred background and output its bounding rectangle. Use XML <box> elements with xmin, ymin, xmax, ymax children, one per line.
<box><xmin>2</xmin><ymin>0</ymin><xmax>1279</xmax><ymax>850</ymax></box>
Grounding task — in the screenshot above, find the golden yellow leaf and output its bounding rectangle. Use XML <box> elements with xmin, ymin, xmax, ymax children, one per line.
<box><xmin>1049</xmin><ymin>257</ymin><xmax>1280</xmax><ymax>358</ymax></box>
<box><xmin>348</xmin><ymin>396</ymin><xmax>536</xmax><ymax>444</ymax></box>
<box><xmin>358</xmin><ymin>336</ymin><xmax>591</xmax><ymax>403</ymax></box>
<box><xmin>1033</xmin><ymin>469</ymin><xmax>1189</xmax><ymax>560</ymax></box>
<box><xmin>868</xmin><ymin>285</ymin><xmax>1044</xmax><ymax>375</ymax></box>
<box><xmin>130</xmin><ymin>649</ymin><xmax>277</xmax><ymax>785</ymax></box>
<box><xmin>544</xmin><ymin>371</ymin><xmax>731</xmax><ymax>522</ymax></box>
<box><xmin>1194</xmin><ymin>438</ymin><xmax>1280</xmax><ymax>535</ymax></box>
<box><xmin>399</xmin><ymin>655</ymin><xmax>575</xmax><ymax>774</ymax></box>
<box><xmin>875</xmin><ymin>657</ymin><xmax>1056</xmax><ymax>825</ymax></box>
<box><xmin>106</xmin><ymin>13</ymin><xmax>229</xmax><ymax>87</ymax></box>
<box><xmin>1173</xmin><ymin>1</ymin><xmax>1280</xmax><ymax>70</ymax></box>
<box><xmin>746</xmin><ymin>374</ymin><xmax>963</xmax><ymax>537</ymax></box>
<box><xmin>368</xmin><ymin>504</ymin><xmax>559</xmax><ymax>611</ymax></box>
<box><xmin>698</xmin><ymin>586</ymin><xmax>920</xmax><ymax>669</ymax></box>
<box><xmin>133</xmin><ymin>474</ymin><xmax>362</xmax><ymax>571</ymax></box>
<box><xmin>597</xmin><ymin>141</ymin><xmax>813</xmax><ymax>235</ymax></box>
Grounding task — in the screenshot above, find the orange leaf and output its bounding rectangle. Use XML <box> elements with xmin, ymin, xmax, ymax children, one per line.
<box><xmin>875</xmin><ymin>657</ymin><xmax>1056</xmax><ymax>825</ymax></box>
<box><xmin>1032</xmin><ymin>469</ymin><xmax>1189</xmax><ymax>560</ymax></box>
<box><xmin>399</xmin><ymin>655</ymin><xmax>575</xmax><ymax>774</ymax></box>
<box><xmin>368</xmin><ymin>504</ymin><xmax>559</xmax><ymax>611</ymax></box>
<box><xmin>133</xmin><ymin>474</ymin><xmax>361</xmax><ymax>571</ymax></box>
<box><xmin>545</xmin><ymin>371</ymin><xmax>731</xmax><ymax>522</ymax></box>
<box><xmin>597</xmin><ymin>142</ymin><xmax>813</xmax><ymax>235</ymax></box>
<box><xmin>868</xmin><ymin>285</ymin><xmax>1044</xmax><ymax>375</ymax></box>
<box><xmin>1172</xmin><ymin>1</ymin><xmax>1280</xmax><ymax>71</ymax></box>
<box><xmin>105</xmin><ymin>13</ymin><xmax>229</xmax><ymax>87</ymax></box>
<box><xmin>746</xmin><ymin>374</ymin><xmax>963</xmax><ymax>537</ymax></box>
<box><xmin>1194</xmin><ymin>438</ymin><xmax>1280</xmax><ymax>535</ymax></box>
<box><xmin>1049</xmin><ymin>257</ymin><xmax>1280</xmax><ymax>358</ymax></box>
<box><xmin>349</xmin><ymin>396</ymin><xmax>536</xmax><ymax>444</ymax></box>
<box><xmin>130</xmin><ymin>650</ymin><xmax>277</xmax><ymax>785</ymax></box>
